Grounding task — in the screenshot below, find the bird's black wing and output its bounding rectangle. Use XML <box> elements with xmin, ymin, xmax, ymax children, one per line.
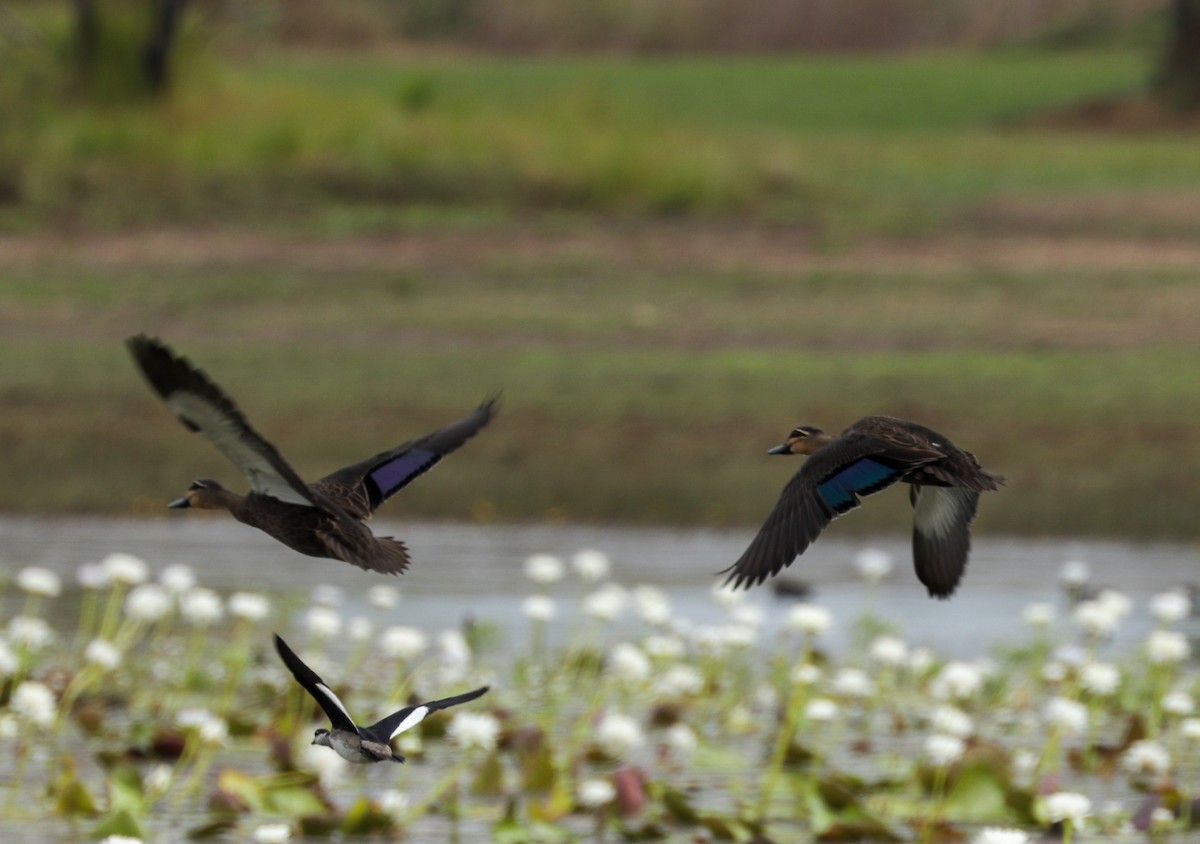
<box><xmin>274</xmin><ymin>634</ymin><xmax>359</xmax><ymax>735</ymax></box>
<box><xmin>363</xmin><ymin>686</ymin><xmax>490</xmax><ymax>743</ymax></box>
<box><xmin>910</xmin><ymin>485</ymin><xmax>981</xmax><ymax>600</ymax></box>
<box><xmin>722</xmin><ymin>435</ymin><xmax>929</xmax><ymax>590</ymax></box>
<box><xmin>312</xmin><ymin>398</ymin><xmax>498</xmax><ymax>519</ymax></box>
<box><xmin>127</xmin><ymin>335</ymin><xmax>318</xmax><ymax>508</ymax></box>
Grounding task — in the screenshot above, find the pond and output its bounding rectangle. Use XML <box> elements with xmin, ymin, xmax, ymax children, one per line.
<box><xmin>1</xmin><ymin>516</ymin><xmax>1198</xmax><ymax>843</ymax></box>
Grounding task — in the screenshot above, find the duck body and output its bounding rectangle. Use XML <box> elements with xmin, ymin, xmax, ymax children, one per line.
<box><xmin>129</xmin><ymin>334</ymin><xmax>496</xmax><ymax>575</ymax></box>
<box><xmin>725</xmin><ymin>415</ymin><xmax>1003</xmax><ymax>599</ymax></box>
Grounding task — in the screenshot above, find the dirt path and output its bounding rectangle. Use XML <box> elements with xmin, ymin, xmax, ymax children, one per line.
<box><xmin>4</xmin><ymin>221</ymin><xmax>1200</xmax><ymax>277</ymax></box>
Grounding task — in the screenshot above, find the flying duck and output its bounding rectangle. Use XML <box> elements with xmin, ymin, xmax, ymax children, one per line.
<box><xmin>127</xmin><ymin>334</ymin><xmax>496</xmax><ymax>575</ymax></box>
<box><xmin>274</xmin><ymin>634</ymin><xmax>488</xmax><ymax>763</ymax></box>
<box><xmin>723</xmin><ymin>415</ymin><xmax>1003</xmax><ymax>598</ymax></box>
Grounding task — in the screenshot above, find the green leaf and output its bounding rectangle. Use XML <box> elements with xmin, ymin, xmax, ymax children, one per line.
<box><xmin>90</xmin><ymin>807</ymin><xmax>145</xmax><ymax>840</ymax></box>
<box><xmin>943</xmin><ymin>765</ymin><xmax>1012</xmax><ymax>823</ymax></box>
<box><xmin>107</xmin><ymin>766</ymin><xmax>147</xmax><ymax>816</ymax></box>
<box><xmin>264</xmin><ymin>784</ymin><xmax>328</xmax><ymax>817</ymax></box>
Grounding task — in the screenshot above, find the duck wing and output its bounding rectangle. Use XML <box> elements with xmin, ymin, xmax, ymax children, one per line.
<box><xmin>127</xmin><ymin>335</ymin><xmax>317</xmax><ymax>509</ymax></box>
<box><xmin>362</xmin><ymin>686</ymin><xmax>490</xmax><ymax>743</ymax></box>
<box><xmin>909</xmin><ymin>485</ymin><xmax>981</xmax><ymax>599</ymax></box>
<box><xmin>312</xmin><ymin>398</ymin><xmax>498</xmax><ymax>520</ymax></box>
<box><xmin>315</xmin><ymin>527</ymin><xmax>411</xmax><ymax>576</ymax></box>
<box><xmin>273</xmin><ymin>634</ymin><xmax>359</xmax><ymax>735</ymax></box>
<box><xmin>723</xmin><ymin>434</ymin><xmax>938</xmax><ymax>589</ymax></box>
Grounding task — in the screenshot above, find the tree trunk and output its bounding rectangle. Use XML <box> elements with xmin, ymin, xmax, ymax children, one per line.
<box><xmin>1156</xmin><ymin>0</ymin><xmax>1200</xmax><ymax>107</ymax></box>
<box><xmin>143</xmin><ymin>0</ymin><xmax>190</xmax><ymax>94</ymax></box>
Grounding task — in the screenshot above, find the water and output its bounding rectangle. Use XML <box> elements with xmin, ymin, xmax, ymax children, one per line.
<box><xmin>4</xmin><ymin>516</ymin><xmax>1198</xmax><ymax>658</ymax></box>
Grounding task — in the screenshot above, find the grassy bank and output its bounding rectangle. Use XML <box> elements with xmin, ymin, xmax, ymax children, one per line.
<box><xmin>1</xmin><ymin>247</ymin><xmax>1197</xmax><ymax>539</ymax></box>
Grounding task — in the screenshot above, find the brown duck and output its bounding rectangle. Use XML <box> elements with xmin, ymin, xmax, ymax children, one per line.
<box><xmin>127</xmin><ymin>335</ymin><xmax>496</xmax><ymax>575</ymax></box>
<box><xmin>723</xmin><ymin>416</ymin><xmax>1003</xmax><ymax>598</ymax></box>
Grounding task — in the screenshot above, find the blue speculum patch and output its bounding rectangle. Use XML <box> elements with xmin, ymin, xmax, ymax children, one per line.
<box><xmin>367</xmin><ymin>449</ymin><xmax>440</xmax><ymax>505</ymax></box>
<box><xmin>817</xmin><ymin>458</ymin><xmax>898</xmax><ymax>511</ymax></box>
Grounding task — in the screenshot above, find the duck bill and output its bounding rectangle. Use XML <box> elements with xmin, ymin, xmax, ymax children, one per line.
<box><xmin>167</xmin><ymin>497</ymin><xmax>191</xmax><ymax>509</ymax></box>
<box><xmin>766</xmin><ymin>443</ymin><xmax>792</xmax><ymax>455</ymax></box>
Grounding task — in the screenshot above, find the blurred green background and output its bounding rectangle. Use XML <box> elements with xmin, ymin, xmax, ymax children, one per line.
<box><xmin>1</xmin><ymin>0</ymin><xmax>1198</xmax><ymax>541</ymax></box>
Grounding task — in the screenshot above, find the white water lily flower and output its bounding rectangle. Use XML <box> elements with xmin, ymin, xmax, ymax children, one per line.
<box><xmin>854</xmin><ymin>547</ymin><xmax>894</xmax><ymax>583</ymax></box>
<box><xmin>577</xmin><ymin>777</ymin><xmax>616</xmax><ymax>808</ymax></box>
<box><xmin>438</xmin><ymin>629</ymin><xmax>470</xmax><ymax>665</ymax></box>
<box><xmin>784</xmin><ymin>603</ymin><xmax>832</xmax><ymax>635</ymax></box>
<box><xmin>710</xmin><ymin>582</ymin><xmax>746</xmax><ymax>609</ymax></box>
<box><xmin>908</xmin><ymin>646</ymin><xmax>936</xmax><ymax>673</ymax></box>
<box><xmin>85</xmin><ymin>639</ymin><xmax>121</xmax><ymax>670</ymax></box>
<box><xmin>347</xmin><ymin>617</ymin><xmax>373</xmax><ymax>642</ymax></box>
<box><xmin>522</xmin><ymin>595</ymin><xmax>557</xmax><ymax>622</ymax></box>
<box><xmin>125</xmin><ymin>583</ymin><xmax>171</xmax><ymax>622</ymax></box>
<box><xmin>925</xmin><ymin>734</ymin><xmax>965</xmax><ymax>766</ymax></box>
<box><xmin>930</xmin><ymin>661</ymin><xmax>983</xmax><ymax>701</ymax></box>
<box><xmin>17</xmin><ymin>566</ymin><xmax>61</xmax><ymax>598</ymax></box>
<box><xmin>102</xmin><ymin>552</ymin><xmax>148</xmax><ymax>585</ymax></box>
<box><xmin>731</xmin><ymin>603</ymin><xmax>765</xmax><ymax>629</ymax></box>
<box><xmin>1022</xmin><ymin>602</ymin><xmax>1055</xmax><ymax>627</ymax></box>
<box><xmin>654</xmin><ymin>664</ymin><xmax>704</xmax><ymax>698</ymax></box>
<box><xmin>1042</xmin><ymin>791</ymin><xmax>1092</xmax><ymax>826</ymax></box>
<box><xmin>304</xmin><ymin>605</ymin><xmax>341</xmax><ymax>640</ymax></box>
<box><xmin>1079</xmin><ymin>662</ymin><xmax>1120</xmax><ymax>696</ymax></box>
<box><xmin>7</xmin><ymin>616</ymin><xmax>53</xmax><ymax>650</ymax></box>
<box><xmin>1059</xmin><ymin>558</ymin><xmax>1090</xmax><ymax>585</ymax></box>
<box><xmin>832</xmin><ymin>668</ymin><xmax>874</xmax><ymax>698</ymax></box>
<box><xmin>632</xmin><ymin>585</ymin><xmax>671</xmax><ymax>625</ymax></box>
<box><xmin>931</xmin><ymin>705</ymin><xmax>973</xmax><ymax>738</ymax></box>
<box><xmin>572</xmin><ymin>549</ymin><xmax>611</xmax><ymax>582</ymax></box>
<box><xmin>301</xmin><ymin>743</ymin><xmax>349</xmax><ymax>787</ymax></box>
<box><xmin>1163</xmin><ymin>690</ymin><xmax>1195</xmax><ymax>716</ymax></box>
<box><xmin>642</xmin><ymin>633</ymin><xmax>685</xmax><ymax>659</ymax></box>
<box><xmin>181</xmin><ymin>588</ymin><xmax>224</xmax><ymax>626</ymax></box>
<box><xmin>664</xmin><ymin>723</ymin><xmax>698</xmax><ymax>762</ymax></box>
<box><xmin>524</xmin><ymin>553</ymin><xmax>564</xmax><ymax>584</ymax></box>
<box><xmin>1146</xmin><ymin>629</ymin><xmax>1190</xmax><ymax>664</ymax></box>
<box><xmin>1012</xmin><ymin>749</ymin><xmax>1039</xmax><ymax>781</ymax></box>
<box><xmin>380</xmin><ymin>625</ymin><xmax>427</xmax><ymax>660</ymax></box>
<box><xmin>200</xmin><ymin>717</ymin><xmax>229</xmax><ymax>746</ymax></box>
<box><xmin>0</xmin><ymin>641</ymin><xmax>18</xmax><ymax>677</ymax></box>
<box><xmin>447</xmin><ymin>711</ymin><xmax>500</xmax><ymax>752</ymax></box>
<box><xmin>252</xmin><ymin>824</ymin><xmax>292</xmax><ymax>844</ymax></box>
<box><xmin>1095</xmin><ymin>588</ymin><xmax>1131</xmax><ymax>619</ymax></box>
<box><xmin>143</xmin><ymin>764</ymin><xmax>173</xmax><ymax>794</ymax></box>
<box><xmin>583</xmin><ymin>583</ymin><xmax>627</xmax><ymax>621</ymax></box>
<box><xmin>869</xmin><ymin>635</ymin><xmax>908</xmax><ymax>666</ymax></box>
<box><xmin>1123</xmin><ymin>739</ymin><xmax>1171</xmax><ymax>776</ymax></box>
<box><xmin>595</xmin><ymin>712</ymin><xmax>643</xmax><ymax>758</ymax></box>
<box><xmin>1044</xmin><ymin>696</ymin><xmax>1088</xmax><ymax>737</ymax></box>
<box><xmin>1181</xmin><ymin>718</ymin><xmax>1200</xmax><ymax>740</ymax></box>
<box><xmin>804</xmin><ymin>698</ymin><xmax>839</xmax><ymax>722</ymax></box>
<box><xmin>77</xmin><ymin>563</ymin><xmax>109</xmax><ymax>589</ymax></box>
<box><xmin>610</xmin><ymin>642</ymin><xmax>650</xmax><ymax>682</ymax></box>
<box><xmin>973</xmin><ymin>828</ymin><xmax>1031</xmax><ymax>844</ymax></box>
<box><xmin>1072</xmin><ymin>599</ymin><xmax>1120</xmax><ymax>637</ymax></box>
<box><xmin>158</xmin><ymin>563</ymin><xmax>195</xmax><ymax>593</ymax></box>
<box><xmin>1150</xmin><ymin>590</ymin><xmax>1191</xmax><ymax>624</ymax></box>
<box><xmin>376</xmin><ymin>788</ymin><xmax>410</xmax><ymax>818</ymax></box>
<box><xmin>228</xmin><ymin>592</ymin><xmax>271</xmax><ymax>622</ymax></box>
<box><xmin>791</xmin><ymin>663</ymin><xmax>822</xmax><ymax>686</ymax></box>
<box><xmin>11</xmin><ymin>681</ymin><xmax>56</xmax><ymax>728</ymax></box>
<box><xmin>366</xmin><ymin>584</ymin><xmax>399</xmax><ymax>610</ymax></box>
<box><xmin>101</xmin><ymin>837</ymin><xmax>145</xmax><ymax>844</ymax></box>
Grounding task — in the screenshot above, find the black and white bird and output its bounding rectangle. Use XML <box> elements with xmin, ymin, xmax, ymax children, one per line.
<box><xmin>127</xmin><ymin>334</ymin><xmax>497</xmax><ymax>575</ymax></box>
<box><xmin>723</xmin><ymin>415</ymin><xmax>1003</xmax><ymax>599</ymax></box>
<box><xmin>274</xmin><ymin>634</ymin><xmax>489</xmax><ymax>764</ymax></box>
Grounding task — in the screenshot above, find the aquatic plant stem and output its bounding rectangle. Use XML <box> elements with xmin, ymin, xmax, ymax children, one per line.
<box><xmin>755</xmin><ymin>662</ymin><xmax>809</xmax><ymax>823</ymax></box>
<box><xmin>918</xmin><ymin>764</ymin><xmax>949</xmax><ymax>844</ymax></box>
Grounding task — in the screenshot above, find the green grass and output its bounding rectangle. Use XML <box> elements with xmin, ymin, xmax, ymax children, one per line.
<box><xmin>3</xmin><ymin>45</ymin><xmax>1192</xmax><ymax>230</ymax></box>
<box><xmin>2</xmin><ymin>261</ymin><xmax>1198</xmax><ymax>538</ymax></box>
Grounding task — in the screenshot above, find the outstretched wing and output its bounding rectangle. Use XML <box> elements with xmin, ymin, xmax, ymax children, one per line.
<box><xmin>910</xmin><ymin>485</ymin><xmax>981</xmax><ymax>599</ymax></box>
<box><xmin>364</xmin><ymin>686</ymin><xmax>489</xmax><ymax>742</ymax></box>
<box><xmin>313</xmin><ymin>398</ymin><xmax>498</xmax><ymax>519</ymax></box>
<box><xmin>274</xmin><ymin>634</ymin><xmax>359</xmax><ymax>734</ymax></box>
<box><xmin>127</xmin><ymin>335</ymin><xmax>317</xmax><ymax>508</ymax></box>
<box><xmin>722</xmin><ymin>436</ymin><xmax>927</xmax><ymax>590</ymax></box>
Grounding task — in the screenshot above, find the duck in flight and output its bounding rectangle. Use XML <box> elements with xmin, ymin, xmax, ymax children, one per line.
<box><xmin>723</xmin><ymin>415</ymin><xmax>1003</xmax><ymax>599</ymax></box>
<box><xmin>127</xmin><ymin>334</ymin><xmax>496</xmax><ymax>575</ymax></box>
<box><xmin>274</xmin><ymin>634</ymin><xmax>488</xmax><ymax>764</ymax></box>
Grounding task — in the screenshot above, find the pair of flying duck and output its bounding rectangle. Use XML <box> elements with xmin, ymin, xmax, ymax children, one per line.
<box><xmin>127</xmin><ymin>335</ymin><xmax>1003</xmax><ymax>758</ymax></box>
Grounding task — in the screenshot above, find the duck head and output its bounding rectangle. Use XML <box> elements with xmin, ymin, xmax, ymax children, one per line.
<box><xmin>768</xmin><ymin>425</ymin><xmax>834</xmax><ymax>456</ymax></box>
<box><xmin>312</xmin><ymin>728</ymin><xmax>333</xmax><ymax>747</ymax></box>
<box><xmin>168</xmin><ymin>478</ymin><xmax>230</xmax><ymax>509</ymax></box>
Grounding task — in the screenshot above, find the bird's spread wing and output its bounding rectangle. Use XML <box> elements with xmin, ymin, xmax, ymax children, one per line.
<box><xmin>274</xmin><ymin>634</ymin><xmax>359</xmax><ymax>734</ymax></box>
<box><xmin>126</xmin><ymin>335</ymin><xmax>317</xmax><ymax>508</ymax></box>
<box><xmin>722</xmin><ymin>436</ymin><xmax>923</xmax><ymax>589</ymax></box>
<box><xmin>313</xmin><ymin>398</ymin><xmax>498</xmax><ymax>517</ymax></box>
<box><xmin>910</xmin><ymin>485</ymin><xmax>980</xmax><ymax>599</ymax></box>
<box><xmin>366</xmin><ymin>686</ymin><xmax>489</xmax><ymax>742</ymax></box>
